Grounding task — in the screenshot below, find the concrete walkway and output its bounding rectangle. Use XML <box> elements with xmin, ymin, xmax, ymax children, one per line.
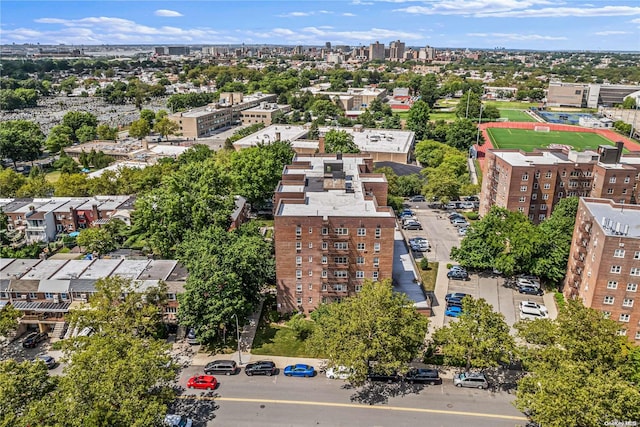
<box><xmin>426</xmin><ymin>258</ymin><xmax>454</xmax><ymax>340</ymax></box>
<box><xmin>391</xmin><ymin>230</ymin><xmax>429</xmax><ymax>310</ymax></box>
<box><xmin>467</xmin><ymin>157</ymin><xmax>479</xmax><ymax>186</ymax></box>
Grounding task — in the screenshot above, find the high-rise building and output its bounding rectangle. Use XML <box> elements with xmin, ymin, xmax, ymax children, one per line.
<box><xmin>369</xmin><ymin>41</ymin><xmax>385</xmax><ymax>61</ymax></box>
<box><xmin>389</xmin><ymin>40</ymin><xmax>405</xmax><ymax>61</ymax></box>
<box><xmin>564</xmin><ymin>197</ymin><xmax>640</xmax><ymax>342</ymax></box>
<box><xmin>479</xmin><ymin>143</ymin><xmax>640</xmax><ymax>224</ymax></box>
<box><xmin>273</xmin><ymin>154</ymin><xmax>396</xmax><ymax>314</ymax></box>
<box><xmin>325</xmin><ymin>41</ymin><xmax>332</xmax><ymax>51</ymax></box>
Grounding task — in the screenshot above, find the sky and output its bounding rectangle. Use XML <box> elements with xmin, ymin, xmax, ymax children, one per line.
<box><xmin>1</xmin><ymin>0</ymin><xmax>639</xmax><ymax>51</ymax></box>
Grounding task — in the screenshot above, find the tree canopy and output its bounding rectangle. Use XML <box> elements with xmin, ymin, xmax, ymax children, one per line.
<box><xmin>306</xmin><ymin>280</ymin><xmax>429</xmax><ymax>385</ymax></box>
<box><xmin>405</xmin><ymin>99</ymin><xmax>431</xmax><ymax>141</ymax></box>
<box><xmin>323</xmin><ymin>129</ymin><xmax>360</xmax><ymax>154</ymax></box>
<box><xmin>0</xmin><ymin>120</ymin><xmax>44</xmax><ymax>167</ymax></box>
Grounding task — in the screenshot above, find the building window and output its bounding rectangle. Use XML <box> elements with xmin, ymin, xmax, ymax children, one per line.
<box><xmin>558</xmin><ymin>192</ymin><xmax>563</xmax><ymax>198</ymax></box>
<box><xmin>531</xmin><ymin>194</ymin><xmax>537</xmax><ymax>200</ymax></box>
<box><xmin>607</xmin><ymin>188</ymin><xmax>614</xmax><ymax>194</ymax></box>
<box><xmin>622</xmin><ymin>189</ymin><xmax>627</xmax><ymax>194</ymax></box>
<box><xmin>334</xmin><ymin>271</ymin><xmax>348</xmax><ymax>278</ymax></box>
<box><xmin>296</xmin><ymin>283</ymin><xmax>302</xmax><ymax>293</ymax></box>
<box><xmin>635</xmin><ymin>331</ymin><xmax>640</xmax><ymax>340</ymax></box>
<box><xmin>519</xmin><ymin>196</ymin><xmax>526</xmax><ymax>202</ymax></box>
<box><xmin>0</xmin><ymin>292</ymin><xmax>8</xmax><ymax>299</ymax></box>
<box><xmin>44</xmin><ymin>292</ymin><xmax>54</xmax><ymax>300</ymax></box>
<box><xmin>296</xmin><ymin>242</ymin><xmax>302</xmax><ymax>251</ymax></box>
<box><xmin>356</xmin><ymin>256</ymin><xmax>365</xmax><ymax>264</ymax></box>
<box><xmin>357</xmin><ymin>243</ymin><xmax>366</xmax><ymax>251</ymax></box>
<box><xmin>334</xmin><ymin>242</ymin><xmax>348</xmax><ymax>250</ymax></box>
<box><xmin>372</xmin><ymin>271</ymin><xmax>379</xmax><ymax>280</ymax></box>
<box><xmin>308</xmin><ymin>297</ymin><xmax>313</xmax><ymax>304</ymax></box>
<box><xmin>603</xmin><ymin>296</ymin><xmax>615</xmax><ymax>305</ymax></box>
<box><xmin>627</xmin><ymin>283</ymin><xmax>638</xmax><ymax>292</ymax></box>
<box><xmin>356</xmin><ymin>271</ymin><xmax>364</xmax><ymax>279</ymax></box>
<box><xmin>334</xmin><ymin>256</ymin><xmax>348</xmax><ymax>264</ymax></box>
<box><xmin>321</xmin><ymin>257</ymin><xmax>328</xmax><ymax>266</ymax></box>
<box><xmin>308</xmin><ymin>242</ymin><xmax>313</xmax><ymax>249</ymax></box>
<box><xmin>296</xmin><ymin>270</ymin><xmax>302</xmax><ymax>279</ymax></box>
<box><xmin>357</xmin><ymin>228</ymin><xmax>366</xmax><ymax>236</ymax></box>
<box><xmin>374</xmin><ymin>243</ymin><xmax>381</xmax><ymax>252</ymax></box>
<box><xmin>322</xmin><ymin>270</ymin><xmax>328</xmax><ymax>278</ymax></box>
<box><xmin>322</xmin><ymin>242</ymin><xmax>328</xmax><ymax>250</ymax></box>
<box><xmin>355</xmin><ymin>284</ymin><xmax>362</xmax><ymax>292</ymax></box>
<box><xmin>624</xmin><ymin>176</ymin><xmax>630</xmax><ymax>183</ymax></box>
<box><xmin>609</xmin><ymin>177</ymin><xmax>616</xmax><ymax>183</ymax></box>
<box><xmin>559</xmin><ymin>182</ymin><xmax>565</xmax><ymax>188</ymax></box>
<box><xmin>543</xmin><ymin>183</ymin><xmax>550</xmax><ymax>189</ymax></box>
<box><xmin>520</xmin><ymin>186</ymin><xmax>527</xmax><ymax>192</ymax></box>
<box><xmin>334</xmin><ymin>228</ymin><xmax>348</xmax><ymax>235</ymax></box>
<box><xmin>603</xmin><ymin>311</ymin><xmax>611</xmax><ymax>319</ymax></box>
<box><xmin>607</xmin><ymin>281</ymin><xmax>618</xmax><ymax>289</ymax></box>
<box><xmin>522</xmin><ymin>173</ymin><xmax>529</xmax><ymax>181</ymax></box>
<box><xmin>518</xmin><ymin>207</ymin><xmax>525</xmax><ymax>213</ymax></box>
<box><xmin>334</xmin><ymin>284</ymin><xmax>345</xmax><ymax>292</ymax></box>
<box><xmin>375</xmin><ymin>228</ymin><xmax>381</xmax><ymax>238</ymax></box>
<box><xmin>308</xmin><ymin>269</ymin><xmax>313</xmax><ymax>276</ymax></box>
<box><xmin>528</xmin><ymin>214</ymin><xmax>534</xmax><ymax>221</ymax></box>
<box><xmin>622</xmin><ymin>298</ymin><xmax>634</xmax><ymax>308</ymax></box>
<box><xmin>322</xmin><ymin>284</ymin><xmax>327</xmax><ymax>292</ymax></box>
<box><xmin>296</xmin><ymin>256</ymin><xmax>302</xmax><ymax>266</ymax></box>
<box><xmin>542</xmin><ymin>194</ymin><xmax>549</xmax><ymax>200</ymax></box>
<box><xmin>617</xmin><ymin>329</ymin><xmax>627</xmax><ymax>336</ymax></box>
<box><xmin>619</xmin><ymin>313</ymin><xmax>630</xmax><ymax>323</ymax></box>
<box><xmin>322</xmin><ymin>227</ymin><xmax>328</xmax><ymax>235</ymax></box>
<box><xmin>634</xmin><ymin>251</ymin><xmax>640</xmax><ymax>260</ymax></box>
<box><xmin>535</xmin><ymin>171</ymin><xmax>540</xmax><ymax>178</ymax></box>
<box><xmin>540</xmin><ymin>204</ymin><xmax>547</xmax><ymax>211</ymax></box>
<box><xmin>297</xmin><ymin>297</ymin><xmax>303</xmax><ymax>306</ymax></box>
<box><xmin>373</xmin><ymin>257</ymin><xmax>379</xmax><ymax>267</ymax></box>
<box><xmin>611</xmin><ymin>265</ymin><xmax>622</xmax><ymax>274</ymax></box>
<box><xmin>296</xmin><ymin>226</ymin><xmax>302</xmax><ymax>236</ymax></box>
<box><xmin>562</xmin><ymin>171</ymin><xmax>567</xmax><ymax>177</ymax></box>
<box><xmin>533</xmin><ymin>183</ymin><xmax>539</xmax><ymax>190</ymax></box>
<box><xmin>614</xmin><ymin>249</ymin><xmax>625</xmax><ymax>258</ymax></box>
<box><xmin>545</xmin><ymin>172</ymin><xmax>552</xmax><ymax>178</ymax></box>
<box><xmin>308</xmin><ymin>256</ymin><xmax>313</xmax><ymax>263</ymax></box>
<box><xmin>631</xmin><ymin>268</ymin><xmax>640</xmax><ymax>276</ymax></box>
<box><xmin>309</xmin><ymin>283</ymin><xmax>313</xmax><ymax>290</ymax></box>
<box><xmin>308</xmin><ymin>227</ymin><xmax>313</xmax><ymax>234</ymax></box>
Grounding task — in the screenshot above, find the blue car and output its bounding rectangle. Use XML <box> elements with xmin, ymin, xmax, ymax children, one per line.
<box><xmin>445</xmin><ymin>306</ymin><xmax>463</xmax><ymax>317</ymax></box>
<box><xmin>283</xmin><ymin>364</ymin><xmax>315</xmax><ymax>377</ymax></box>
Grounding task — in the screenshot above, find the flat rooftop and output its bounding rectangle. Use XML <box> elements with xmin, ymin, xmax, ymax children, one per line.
<box><xmin>50</xmin><ymin>259</ymin><xmax>94</xmax><ymax>280</ymax></box>
<box><xmin>277</xmin><ymin>155</ymin><xmax>393</xmax><ymax>218</ymax></box>
<box><xmin>111</xmin><ymin>259</ymin><xmax>152</xmax><ymax>279</ymax></box>
<box><xmin>584</xmin><ymin>199</ymin><xmax>640</xmax><ymax>238</ymax></box>
<box><xmin>319</xmin><ymin>127</ymin><xmax>414</xmax><ymax>154</ymax></box>
<box><xmin>233</xmin><ymin>125</ymin><xmax>309</xmax><ymax>149</ymax></box>
<box><xmin>79</xmin><ymin>259</ymin><xmax>123</xmax><ymax>279</ymax></box>
<box><xmin>0</xmin><ymin>259</ymin><xmax>41</xmax><ymax>279</ymax></box>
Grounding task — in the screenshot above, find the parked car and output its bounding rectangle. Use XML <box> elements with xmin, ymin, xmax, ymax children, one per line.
<box><xmin>402</xmin><ymin>216</ymin><xmax>418</xmax><ymax>224</ymax></box>
<box><xmin>367</xmin><ymin>370</ymin><xmax>401</xmax><ymax>383</ymax></box>
<box><xmin>517</xmin><ymin>278</ymin><xmax>541</xmax><ymax>289</ymax></box>
<box><xmin>449</xmin><ymin>265</ymin><xmax>467</xmax><ymax>272</ymax></box>
<box><xmin>453</xmin><ymin>372</ymin><xmax>489</xmax><ymax>389</ymax></box>
<box><xmin>404</xmin><ymin>368</ymin><xmax>441</xmax><ymax>385</ymax></box>
<box><xmin>519</xmin><ymin>301</ymin><xmax>548</xmax><ymax>315</ymax></box>
<box><xmin>409</xmin><ymin>236</ymin><xmax>428</xmax><ymax>244</ymax></box>
<box><xmin>447</xmin><ymin>270</ymin><xmax>470</xmax><ymax>281</ymax></box>
<box><xmin>445</xmin><ymin>202</ymin><xmax>458</xmax><ymax>210</ymax></box>
<box><xmin>460</xmin><ymin>202</ymin><xmax>475</xmax><ymax>210</ymax></box>
<box><xmin>520</xmin><ymin>310</ymin><xmax>549</xmax><ymax>321</ymax></box>
<box><xmin>445</xmin><ymin>306</ymin><xmax>463</xmax><ymax>317</ymax></box>
<box><xmin>325</xmin><ymin>366</ymin><xmax>352</xmax><ymax>380</ymax></box>
<box><xmin>458</xmin><ymin>227</ymin><xmax>468</xmax><ymax>236</ymax></box>
<box><xmin>164</xmin><ymin>414</ymin><xmax>193</xmax><ymax>427</ymax></box>
<box><xmin>445</xmin><ymin>292</ymin><xmax>470</xmax><ymax>302</ymax></box>
<box><xmin>411</xmin><ymin>241</ymin><xmax>430</xmax><ymax>252</ymax></box>
<box><xmin>518</xmin><ymin>285</ymin><xmax>544</xmax><ymax>296</ymax></box>
<box><xmin>448</xmin><ymin>213</ymin><xmax>464</xmax><ymax>220</ymax></box>
<box><xmin>37</xmin><ymin>355</ymin><xmax>56</xmax><ymax>369</ymax></box>
<box><xmin>186</xmin><ymin>375</ymin><xmax>218</xmax><ymax>390</ymax></box>
<box><xmin>409</xmin><ymin>195</ymin><xmax>426</xmax><ymax>202</ymax></box>
<box><xmin>284</xmin><ymin>364</ymin><xmax>316</xmax><ymax>377</ymax></box>
<box><xmin>402</xmin><ymin>221</ymin><xmax>423</xmax><ymax>230</ymax></box>
<box><xmin>22</xmin><ymin>332</ymin><xmax>47</xmax><ymax>348</ymax></box>
<box><xmin>399</xmin><ymin>209</ymin><xmax>414</xmax><ymax>218</ymax></box>
<box><xmin>186</xmin><ymin>328</ymin><xmax>199</xmax><ymax>345</ymax></box>
<box><xmin>245</xmin><ymin>360</ymin><xmax>277</xmax><ymax>376</ymax></box>
<box><xmin>446</xmin><ymin>299</ymin><xmax>464</xmax><ymax>308</ymax></box>
<box><xmin>204</xmin><ymin>360</ymin><xmax>239</xmax><ymax>375</ymax></box>
<box><xmin>451</xmin><ymin>218</ymin><xmax>470</xmax><ymax>227</ymax></box>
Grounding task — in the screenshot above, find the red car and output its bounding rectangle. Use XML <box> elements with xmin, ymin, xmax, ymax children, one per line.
<box><xmin>187</xmin><ymin>375</ymin><xmax>218</xmax><ymax>390</ymax></box>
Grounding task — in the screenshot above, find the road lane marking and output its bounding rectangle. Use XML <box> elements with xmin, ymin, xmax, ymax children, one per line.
<box><xmin>176</xmin><ymin>395</ymin><xmax>527</xmax><ymax>421</ymax></box>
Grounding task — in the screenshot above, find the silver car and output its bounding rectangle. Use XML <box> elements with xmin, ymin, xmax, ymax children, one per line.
<box><xmin>453</xmin><ymin>372</ymin><xmax>489</xmax><ymax>389</ymax></box>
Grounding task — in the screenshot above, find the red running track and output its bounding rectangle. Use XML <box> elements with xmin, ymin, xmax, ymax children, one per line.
<box><xmin>474</xmin><ymin>122</ymin><xmax>640</xmax><ymax>173</ymax></box>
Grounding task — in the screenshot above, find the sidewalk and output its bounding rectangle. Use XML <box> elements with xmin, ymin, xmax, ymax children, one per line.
<box><xmin>426</xmin><ymin>259</ymin><xmax>452</xmax><ymax>340</ymax></box>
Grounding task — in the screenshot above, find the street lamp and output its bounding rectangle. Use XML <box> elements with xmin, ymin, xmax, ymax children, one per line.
<box><xmin>231</xmin><ymin>313</ymin><xmax>242</xmax><ymax>365</ymax></box>
<box><xmin>476</xmin><ymin>104</ymin><xmax>484</xmax><ymax>146</ymax></box>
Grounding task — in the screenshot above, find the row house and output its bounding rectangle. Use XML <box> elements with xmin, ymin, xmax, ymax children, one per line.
<box><xmin>1</xmin><ymin>196</ymin><xmax>135</xmax><ymax>243</ymax></box>
<box><xmin>0</xmin><ymin>258</ymin><xmax>187</xmax><ymax>336</ymax></box>
<box><xmin>480</xmin><ymin>142</ymin><xmax>640</xmax><ymax>224</ymax></box>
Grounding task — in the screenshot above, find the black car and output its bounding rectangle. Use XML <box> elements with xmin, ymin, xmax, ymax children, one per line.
<box><xmin>367</xmin><ymin>370</ymin><xmax>401</xmax><ymax>383</ymax></box>
<box><xmin>404</xmin><ymin>368</ymin><xmax>441</xmax><ymax>385</ymax></box>
<box><xmin>447</xmin><ymin>270</ymin><xmax>470</xmax><ymax>281</ymax></box>
<box><xmin>22</xmin><ymin>332</ymin><xmax>47</xmax><ymax>348</ymax></box>
<box><xmin>518</xmin><ymin>285</ymin><xmax>543</xmax><ymax>296</ymax></box>
<box><xmin>446</xmin><ymin>299</ymin><xmax>464</xmax><ymax>308</ymax></box>
<box><xmin>204</xmin><ymin>360</ymin><xmax>239</xmax><ymax>375</ymax></box>
<box><xmin>244</xmin><ymin>360</ymin><xmax>277</xmax><ymax>376</ymax></box>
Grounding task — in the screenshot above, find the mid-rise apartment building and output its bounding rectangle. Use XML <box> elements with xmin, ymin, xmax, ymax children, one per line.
<box><xmin>564</xmin><ymin>198</ymin><xmax>640</xmax><ymax>342</ymax></box>
<box><xmin>389</xmin><ymin>40</ymin><xmax>405</xmax><ymax>61</ymax></box>
<box><xmin>240</xmin><ymin>102</ymin><xmax>291</xmax><ymax>126</ymax></box>
<box><xmin>369</xmin><ymin>41</ymin><xmax>385</xmax><ymax>61</ymax></box>
<box><xmin>480</xmin><ymin>143</ymin><xmax>640</xmax><ymax>223</ymax></box>
<box><xmin>273</xmin><ymin>154</ymin><xmax>396</xmax><ymax>314</ymax></box>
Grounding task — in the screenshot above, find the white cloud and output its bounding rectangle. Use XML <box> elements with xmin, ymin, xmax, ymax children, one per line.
<box><xmin>351</xmin><ymin>0</ymin><xmax>374</xmax><ymax>5</ymax></box>
<box><xmin>154</xmin><ymin>9</ymin><xmax>183</xmax><ymax>17</ymax></box>
<box><xmin>631</xmin><ymin>18</ymin><xmax>640</xmax><ymax>23</ymax></box>
<box><xmin>594</xmin><ymin>30</ymin><xmax>630</xmax><ymax>35</ymax></box>
<box><xmin>278</xmin><ymin>10</ymin><xmax>334</xmax><ymax>18</ymax></box>
<box><xmin>467</xmin><ymin>32</ymin><xmax>567</xmax><ymax>41</ymax></box>
<box><xmin>394</xmin><ymin>1</ymin><xmax>640</xmax><ymax>18</ymax></box>
<box><xmin>343</xmin><ymin>12</ymin><xmax>357</xmax><ymax>16</ymax></box>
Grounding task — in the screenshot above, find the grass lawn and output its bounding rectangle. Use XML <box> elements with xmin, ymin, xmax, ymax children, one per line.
<box><xmin>486</xmin><ymin>128</ymin><xmax>613</xmax><ymax>152</ymax></box>
<box><xmin>418</xmin><ymin>261</ymin><xmax>439</xmax><ymax>293</ymax></box>
<box><xmin>499</xmin><ymin>109</ymin><xmax>537</xmax><ymax>122</ymax></box>
<box><xmin>45</xmin><ymin>170</ymin><xmax>61</xmax><ymax>183</ymax></box>
<box><xmin>484</xmin><ymin>100</ymin><xmax>538</xmax><ymax>110</ymax></box>
<box><xmin>251</xmin><ymin>322</ymin><xmax>314</xmax><ymax>357</ymax></box>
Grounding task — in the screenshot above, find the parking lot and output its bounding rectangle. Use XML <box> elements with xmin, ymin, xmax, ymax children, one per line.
<box><xmin>399</xmin><ymin>202</ymin><xmax>554</xmax><ymax>331</ymax></box>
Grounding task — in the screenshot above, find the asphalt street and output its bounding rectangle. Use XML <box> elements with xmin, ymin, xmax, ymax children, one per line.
<box><xmin>171</xmin><ymin>364</ymin><xmax>528</xmax><ymax>427</ymax></box>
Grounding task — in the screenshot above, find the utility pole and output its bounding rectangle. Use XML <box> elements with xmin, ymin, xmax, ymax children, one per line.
<box><xmin>231</xmin><ymin>313</ymin><xmax>242</xmax><ymax>365</ymax></box>
<box><xmin>465</xmin><ymin>88</ymin><xmax>472</xmax><ymax>119</ymax></box>
<box><xmin>476</xmin><ymin>104</ymin><xmax>484</xmax><ymax>146</ymax></box>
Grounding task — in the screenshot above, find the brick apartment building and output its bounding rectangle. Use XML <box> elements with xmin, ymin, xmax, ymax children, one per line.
<box><xmin>480</xmin><ymin>143</ymin><xmax>640</xmax><ymax>224</ymax></box>
<box><xmin>564</xmin><ymin>198</ymin><xmax>640</xmax><ymax>342</ymax></box>
<box><xmin>273</xmin><ymin>154</ymin><xmax>396</xmax><ymax>314</ymax></box>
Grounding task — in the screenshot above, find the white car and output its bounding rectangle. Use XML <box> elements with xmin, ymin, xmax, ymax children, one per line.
<box><xmin>520</xmin><ymin>310</ymin><xmax>549</xmax><ymax>320</ymax></box>
<box><xmin>164</xmin><ymin>414</ymin><xmax>193</xmax><ymax>427</ymax></box>
<box><xmin>325</xmin><ymin>366</ymin><xmax>352</xmax><ymax>380</ymax></box>
<box><xmin>517</xmin><ymin>278</ymin><xmax>541</xmax><ymax>289</ymax></box>
<box><xmin>519</xmin><ymin>301</ymin><xmax>548</xmax><ymax>315</ymax></box>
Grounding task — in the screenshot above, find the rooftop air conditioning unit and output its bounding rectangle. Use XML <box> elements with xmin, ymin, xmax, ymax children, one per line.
<box><xmin>53</xmin><ymin>295</ymin><xmax>59</xmax><ymax>304</ymax></box>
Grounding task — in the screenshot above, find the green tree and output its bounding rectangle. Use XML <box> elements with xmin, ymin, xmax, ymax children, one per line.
<box><xmin>96</xmin><ymin>123</ymin><xmax>118</xmax><ymax>140</ymax></box>
<box><xmin>418</xmin><ymin>74</ymin><xmax>439</xmax><ymax>108</ymax></box>
<box><xmin>128</xmin><ymin>118</ymin><xmax>150</xmax><ymax>140</ymax></box>
<box><xmin>455</xmin><ymin>90</ymin><xmax>482</xmax><ymax>119</ymax></box>
<box><xmin>76</xmin><ymin>227</ymin><xmax>115</xmax><ymax>255</ymax></box>
<box><xmin>622</xmin><ymin>96</ymin><xmax>638</xmax><ymax>109</ymax></box>
<box><xmin>414</xmin><ymin>139</ymin><xmax>461</xmax><ymax>168</ymax></box>
<box><xmin>323</xmin><ymin>129</ymin><xmax>359</xmax><ymax>154</ymax></box>
<box><xmin>153</xmin><ymin>117</ymin><xmax>180</xmax><ymax>141</ymax></box>
<box><xmin>0</xmin><ymin>167</ymin><xmax>27</xmax><ymax>197</ymax></box>
<box><xmin>0</xmin><ymin>305</ymin><xmax>22</xmax><ymax>336</ymax></box>
<box><xmin>406</xmin><ymin>100</ymin><xmax>431</xmax><ymax>141</ymax></box>
<box><xmin>75</xmin><ymin>124</ymin><xmax>97</xmax><ymax>143</ymax></box>
<box><xmin>373</xmin><ymin>166</ymin><xmax>399</xmax><ymax>196</ymax></box>
<box><xmin>446</xmin><ymin>118</ymin><xmax>481</xmax><ymax>150</ymax></box>
<box><xmin>61</xmin><ymin>111</ymin><xmax>97</xmax><ymax>143</ymax></box>
<box><xmin>53</xmin><ymin>151</ymin><xmax>79</xmax><ymax>175</ymax></box>
<box><xmin>53</xmin><ymin>173</ymin><xmax>90</xmax><ymax>197</ymax></box>
<box><xmin>0</xmin><ymin>359</ymin><xmax>58</xmax><ymax>426</ymax></box>
<box><xmin>514</xmin><ymin>299</ymin><xmax>640</xmax><ymax>427</ymax></box>
<box><xmin>432</xmin><ymin>297</ymin><xmax>515</xmax><ymax>371</ymax></box>
<box><xmin>396</xmin><ymin>174</ymin><xmax>424</xmax><ymax>197</ymax></box>
<box><xmin>381</xmin><ymin>114</ymin><xmax>402</xmax><ymax>129</ymax></box>
<box><xmin>306</xmin><ymin>280</ymin><xmax>429</xmax><ymax>385</ymax></box>
<box><xmin>16</xmin><ymin>169</ymin><xmax>53</xmax><ymax>197</ymax></box>
<box><xmin>139</xmin><ymin>109</ymin><xmax>156</xmax><ymax>127</ymax></box>
<box><xmin>0</xmin><ymin>120</ymin><xmax>44</xmax><ymax>168</ymax></box>
<box><xmin>45</xmin><ymin>124</ymin><xmax>74</xmax><ymax>153</ymax></box>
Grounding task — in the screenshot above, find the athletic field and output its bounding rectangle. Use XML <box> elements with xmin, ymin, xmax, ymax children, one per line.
<box><xmin>486</xmin><ymin>127</ymin><xmax>613</xmax><ymax>152</ymax></box>
<box><xmin>498</xmin><ymin>109</ymin><xmax>537</xmax><ymax>122</ymax></box>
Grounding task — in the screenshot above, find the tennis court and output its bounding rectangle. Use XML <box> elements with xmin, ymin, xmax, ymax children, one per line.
<box><xmin>487</xmin><ymin>128</ymin><xmax>613</xmax><ymax>152</ymax></box>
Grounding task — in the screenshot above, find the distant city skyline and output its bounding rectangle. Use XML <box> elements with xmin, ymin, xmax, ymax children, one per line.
<box><xmin>1</xmin><ymin>1</ymin><xmax>639</xmax><ymax>51</ymax></box>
